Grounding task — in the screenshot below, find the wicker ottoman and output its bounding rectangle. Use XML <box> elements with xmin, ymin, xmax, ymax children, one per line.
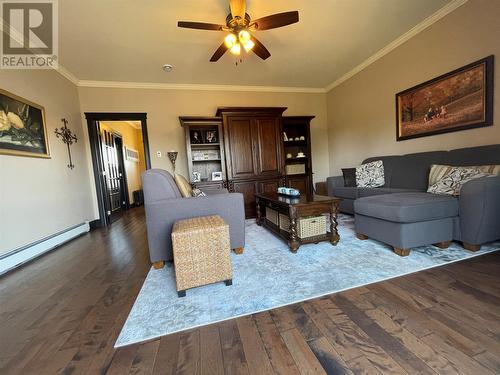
<box><xmin>172</xmin><ymin>215</ymin><xmax>233</xmax><ymax>297</ymax></box>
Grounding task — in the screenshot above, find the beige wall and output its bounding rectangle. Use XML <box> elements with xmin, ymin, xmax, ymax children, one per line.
<box><xmin>326</xmin><ymin>0</ymin><xmax>500</xmax><ymax>175</ymax></box>
<box><xmin>78</xmin><ymin>88</ymin><xmax>329</xmax><ymax>217</ymax></box>
<box><xmin>0</xmin><ymin>70</ymin><xmax>94</xmax><ymax>255</ymax></box>
<box><xmin>99</xmin><ymin>121</ymin><xmax>145</xmax><ymax>203</ymax></box>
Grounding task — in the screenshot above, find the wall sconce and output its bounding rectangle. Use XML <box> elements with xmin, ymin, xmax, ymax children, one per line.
<box><xmin>167</xmin><ymin>150</ymin><xmax>178</xmax><ymax>173</ymax></box>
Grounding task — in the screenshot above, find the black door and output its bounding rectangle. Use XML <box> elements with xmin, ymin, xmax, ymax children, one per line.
<box><xmin>101</xmin><ymin>129</ymin><xmax>129</xmax><ymax>222</ymax></box>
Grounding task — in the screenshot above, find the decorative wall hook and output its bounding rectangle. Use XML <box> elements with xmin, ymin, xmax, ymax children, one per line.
<box><xmin>55</xmin><ymin>118</ymin><xmax>78</xmax><ymax>169</ymax></box>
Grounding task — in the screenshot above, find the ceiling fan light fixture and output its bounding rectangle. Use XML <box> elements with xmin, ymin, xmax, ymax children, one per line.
<box><xmin>224</xmin><ymin>33</ymin><xmax>237</xmax><ymax>48</ymax></box>
<box><xmin>238</xmin><ymin>30</ymin><xmax>251</xmax><ymax>44</ymax></box>
<box><xmin>177</xmin><ymin>0</ymin><xmax>299</xmax><ymax>62</ymax></box>
<box><xmin>243</xmin><ymin>39</ymin><xmax>254</xmax><ymax>52</ymax></box>
<box><xmin>230</xmin><ymin>43</ymin><xmax>241</xmax><ymax>55</ymax></box>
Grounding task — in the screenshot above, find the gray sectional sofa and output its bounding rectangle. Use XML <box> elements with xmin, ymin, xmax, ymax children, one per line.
<box><xmin>327</xmin><ymin>144</ymin><xmax>500</xmax><ymax>255</ymax></box>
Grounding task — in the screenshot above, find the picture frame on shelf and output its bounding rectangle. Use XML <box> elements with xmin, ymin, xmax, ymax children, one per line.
<box><xmin>211</xmin><ymin>171</ymin><xmax>223</xmax><ymax>181</ymax></box>
<box><xmin>190</xmin><ymin>129</ymin><xmax>204</xmax><ymax>144</ymax></box>
<box><xmin>192</xmin><ymin>171</ymin><xmax>201</xmax><ymax>182</ymax></box>
<box><xmin>204</xmin><ymin>129</ymin><xmax>218</xmax><ymax>143</ymax></box>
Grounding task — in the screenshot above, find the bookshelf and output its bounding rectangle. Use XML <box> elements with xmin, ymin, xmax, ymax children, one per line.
<box><xmin>179</xmin><ymin>117</ymin><xmax>226</xmax><ymax>191</ymax></box>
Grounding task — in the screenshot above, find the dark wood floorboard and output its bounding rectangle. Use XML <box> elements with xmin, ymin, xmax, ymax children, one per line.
<box><xmin>1</xmin><ymin>207</ymin><xmax>499</xmax><ymax>374</ymax></box>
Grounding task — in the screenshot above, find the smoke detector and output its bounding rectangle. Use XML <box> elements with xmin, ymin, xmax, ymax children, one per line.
<box><xmin>162</xmin><ymin>64</ymin><xmax>173</xmax><ymax>72</ymax></box>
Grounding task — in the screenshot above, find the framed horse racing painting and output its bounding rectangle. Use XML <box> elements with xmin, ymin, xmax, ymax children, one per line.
<box><xmin>396</xmin><ymin>55</ymin><xmax>494</xmax><ymax>141</ymax></box>
<box><xmin>0</xmin><ymin>88</ymin><xmax>50</xmax><ymax>158</ymax></box>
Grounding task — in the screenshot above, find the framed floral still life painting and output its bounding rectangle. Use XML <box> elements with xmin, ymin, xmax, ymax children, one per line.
<box><xmin>396</xmin><ymin>55</ymin><xmax>494</xmax><ymax>141</ymax></box>
<box><xmin>0</xmin><ymin>89</ymin><xmax>50</xmax><ymax>158</ymax></box>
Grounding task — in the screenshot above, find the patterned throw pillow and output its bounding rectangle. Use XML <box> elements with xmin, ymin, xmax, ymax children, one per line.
<box><xmin>427</xmin><ymin>167</ymin><xmax>492</xmax><ymax>196</ymax></box>
<box><xmin>191</xmin><ymin>188</ymin><xmax>207</xmax><ymax>197</ymax></box>
<box><xmin>356</xmin><ymin>160</ymin><xmax>385</xmax><ymax>188</ymax></box>
<box><xmin>429</xmin><ymin>164</ymin><xmax>500</xmax><ymax>186</ymax></box>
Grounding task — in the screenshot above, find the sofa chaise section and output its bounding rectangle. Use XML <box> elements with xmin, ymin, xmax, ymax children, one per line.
<box><xmin>327</xmin><ymin>144</ymin><xmax>500</xmax><ymax>254</ymax></box>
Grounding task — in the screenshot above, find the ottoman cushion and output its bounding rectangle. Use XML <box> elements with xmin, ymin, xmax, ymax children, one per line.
<box><xmin>354</xmin><ymin>193</ymin><xmax>458</xmax><ymax>223</ymax></box>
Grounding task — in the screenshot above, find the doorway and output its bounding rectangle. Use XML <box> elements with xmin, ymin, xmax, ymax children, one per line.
<box><xmin>85</xmin><ymin>113</ymin><xmax>151</xmax><ymax>227</ymax></box>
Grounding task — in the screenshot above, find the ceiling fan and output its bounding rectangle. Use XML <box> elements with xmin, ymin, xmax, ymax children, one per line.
<box><xmin>177</xmin><ymin>0</ymin><xmax>299</xmax><ymax>62</ymax></box>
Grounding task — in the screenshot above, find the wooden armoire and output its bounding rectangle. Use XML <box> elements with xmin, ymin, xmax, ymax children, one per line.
<box><xmin>180</xmin><ymin>107</ymin><xmax>314</xmax><ymax>218</ymax></box>
<box><xmin>217</xmin><ymin>107</ymin><xmax>285</xmax><ymax>217</ymax></box>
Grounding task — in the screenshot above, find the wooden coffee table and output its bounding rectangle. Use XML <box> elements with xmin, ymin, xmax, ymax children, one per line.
<box><xmin>255</xmin><ymin>192</ymin><xmax>341</xmax><ymax>252</ymax></box>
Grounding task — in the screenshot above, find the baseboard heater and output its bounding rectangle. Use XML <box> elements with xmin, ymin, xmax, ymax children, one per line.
<box><xmin>0</xmin><ymin>222</ymin><xmax>90</xmax><ymax>276</ymax></box>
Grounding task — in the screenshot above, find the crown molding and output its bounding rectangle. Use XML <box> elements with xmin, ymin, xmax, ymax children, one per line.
<box><xmin>56</xmin><ymin>65</ymin><xmax>79</xmax><ymax>85</ymax></box>
<box><xmin>76</xmin><ymin>80</ymin><xmax>326</xmax><ymax>93</ymax></box>
<box><xmin>324</xmin><ymin>0</ymin><xmax>469</xmax><ymax>92</ymax></box>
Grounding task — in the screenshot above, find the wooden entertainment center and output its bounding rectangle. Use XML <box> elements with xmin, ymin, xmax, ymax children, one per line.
<box><xmin>180</xmin><ymin>107</ymin><xmax>315</xmax><ymax>218</ymax></box>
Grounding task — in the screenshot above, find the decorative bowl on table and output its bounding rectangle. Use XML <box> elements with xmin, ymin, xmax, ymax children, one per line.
<box><xmin>277</xmin><ymin>187</ymin><xmax>300</xmax><ymax>197</ymax></box>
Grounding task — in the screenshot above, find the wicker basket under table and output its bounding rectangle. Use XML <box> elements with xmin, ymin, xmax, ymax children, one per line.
<box><xmin>171</xmin><ymin>215</ymin><xmax>233</xmax><ymax>297</ymax></box>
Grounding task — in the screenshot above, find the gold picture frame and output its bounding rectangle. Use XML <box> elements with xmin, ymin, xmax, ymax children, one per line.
<box><xmin>0</xmin><ymin>88</ymin><xmax>50</xmax><ymax>158</ymax></box>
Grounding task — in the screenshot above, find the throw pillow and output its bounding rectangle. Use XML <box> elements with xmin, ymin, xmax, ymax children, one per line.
<box><xmin>342</xmin><ymin>168</ymin><xmax>357</xmax><ymax>187</ymax></box>
<box><xmin>174</xmin><ymin>173</ymin><xmax>193</xmax><ymax>198</ymax></box>
<box><xmin>192</xmin><ymin>188</ymin><xmax>207</xmax><ymax>197</ymax></box>
<box><xmin>429</xmin><ymin>164</ymin><xmax>500</xmax><ymax>186</ymax></box>
<box><xmin>427</xmin><ymin>167</ymin><xmax>492</xmax><ymax>196</ymax></box>
<box><xmin>356</xmin><ymin>160</ymin><xmax>385</xmax><ymax>188</ymax></box>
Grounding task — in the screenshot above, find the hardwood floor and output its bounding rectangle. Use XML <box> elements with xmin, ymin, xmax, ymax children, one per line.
<box><xmin>1</xmin><ymin>207</ymin><xmax>499</xmax><ymax>374</ymax></box>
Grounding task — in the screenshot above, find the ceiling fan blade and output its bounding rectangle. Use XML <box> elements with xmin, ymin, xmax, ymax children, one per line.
<box><xmin>229</xmin><ymin>0</ymin><xmax>246</xmax><ymax>19</ymax></box>
<box><xmin>250</xmin><ymin>36</ymin><xmax>271</xmax><ymax>60</ymax></box>
<box><xmin>210</xmin><ymin>42</ymin><xmax>229</xmax><ymax>62</ymax></box>
<box><xmin>252</xmin><ymin>11</ymin><xmax>299</xmax><ymax>30</ymax></box>
<box><xmin>177</xmin><ymin>21</ymin><xmax>225</xmax><ymax>31</ymax></box>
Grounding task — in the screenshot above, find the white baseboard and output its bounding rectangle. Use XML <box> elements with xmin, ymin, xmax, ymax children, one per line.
<box><xmin>0</xmin><ymin>222</ymin><xmax>90</xmax><ymax>276</ymax></box>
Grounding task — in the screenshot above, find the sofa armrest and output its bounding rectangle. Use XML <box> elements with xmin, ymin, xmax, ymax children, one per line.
<box><xmin>144</xmin><ymin>193</ymin><xmax>245</xmax><ymax>262</ymax></box>
<box><xmin>327</xmin><ymin>176</ymin><xmax>345</xmax><ymax>196</ymax></box>
<box><xmin>459</xmin><ymin>176</ymin><xmax>500</xmax><ymax>245</ymax></box>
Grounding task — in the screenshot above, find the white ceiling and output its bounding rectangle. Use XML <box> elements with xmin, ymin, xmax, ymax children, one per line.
<box><xmin>59</xmin><ymin>0</ymin><xmax>453</xmax><ymax>88</ymax></box>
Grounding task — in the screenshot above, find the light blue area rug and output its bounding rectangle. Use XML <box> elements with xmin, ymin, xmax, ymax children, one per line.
<box><xmin>115</xmin><ymin>215</ymin><xmax>499</xmax><ymax>347</ymax></box>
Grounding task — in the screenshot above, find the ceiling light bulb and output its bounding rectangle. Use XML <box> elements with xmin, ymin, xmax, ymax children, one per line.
<box><xmin>243</xmin><ymin>39</ymin><xmax>255</xmax><ymax>52</ymax></box>
<box><xmin>230</xmin><ymin>43</ymin><xmax>241</xmax><ymax>55</ymax></box>
<box><xmin>224</xmin><ymin>33</ymin><xmax>237</xmax><ymax>48</ymax></box>
<box><xmin>238</xmin><ymin>30</ymin><xmax>251</xmax><ymax>44</ymax></box>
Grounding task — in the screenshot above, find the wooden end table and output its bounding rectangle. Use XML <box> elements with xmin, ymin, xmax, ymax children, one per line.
<box><xmin>255</xmin><ymin>192</ymin><xmax>341</xmax><ymax>252</ymax></box>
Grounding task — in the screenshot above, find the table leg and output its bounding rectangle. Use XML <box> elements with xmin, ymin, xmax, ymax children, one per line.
<box><xmin>256</xmin><ymin>198</ymin><xmax>262</xmax><ymax>226</ymax></box>
<box><xmin>330</xmin><ymin>201</ymin><xmax>340</xmax><ymax>246</ymax></box>
<box><xmin>288</xmin><ymin>207</ymin><xmax>300</xmax><ymax>252</ymax></box>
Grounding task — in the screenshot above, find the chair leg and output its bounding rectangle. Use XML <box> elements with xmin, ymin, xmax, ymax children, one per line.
<box><xmin>393</xmin><ymin>247</ymin><xmax>410</xmax><ymax>257</ymax></box>
<box><xmin>433</xmin><ymin>241</ymin><xmax>452</xmax><ymax>249</ymax></box>
<box><xmin>178</xmin><ymin>290</ymin><xmax>186</xmax><ymax>297</ymax></box>
<box><xmin>356</xmin><ymin>233</ymin><xmax>369</xmax><ymax>240</ymax></box>
<box><xmin>224</xmin><ymin>279</ymin><xmax>233</xmax><ymax>286</ymax></box>
<box><xmin>152</xmin><ymin>261</ymin><xmax>165</xmax><ymax>269</ymax></box>
<box><xmin>463</xmin><ymin>242</ymin><xmax>481</xmax><ymax>252</ymax></box>
<box><xmin>234</xmin><ymin>247</ymin><xmax>244</xmax><ymax>255</ymax></box>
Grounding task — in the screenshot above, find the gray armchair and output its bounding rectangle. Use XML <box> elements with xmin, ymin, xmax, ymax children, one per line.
<box><xmin>142</xmin><ymin>169</ymin><xmax>245</xmax><ymax>266</ymax></box>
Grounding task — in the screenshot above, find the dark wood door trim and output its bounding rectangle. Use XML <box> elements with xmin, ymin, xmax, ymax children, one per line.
<box><xmin>85</xmin><ymin>112</ymin><xmax>151</xmax><ymax>228</ymax></box>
